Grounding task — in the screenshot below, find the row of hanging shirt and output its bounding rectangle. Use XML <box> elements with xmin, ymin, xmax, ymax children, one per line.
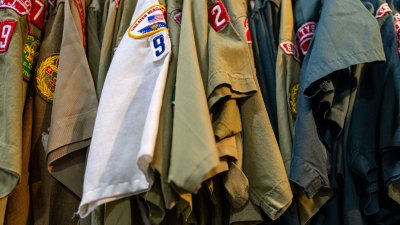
<box><xmin>1</xmin><ymin>0</ymin><xmax>400</xmax><ymax>224</ymax></box>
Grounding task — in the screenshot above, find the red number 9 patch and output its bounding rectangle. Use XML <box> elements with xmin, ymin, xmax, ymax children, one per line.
<box><xmin>0</xmin><ymin>20</ymin><xmax>17</xmax><ymax>53</ymax></box>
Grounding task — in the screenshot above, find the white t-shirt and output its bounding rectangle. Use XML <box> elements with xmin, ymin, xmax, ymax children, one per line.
<box><xmin>78</xmin><ymin>0</ymin><xmax>171</xmax><ymax>217</ymax></box>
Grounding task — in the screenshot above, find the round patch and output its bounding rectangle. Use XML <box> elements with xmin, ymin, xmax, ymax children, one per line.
<box><xmin>289</xmin><ymin>83</ymin><xmax>299</xmax><ymax>118</ymax></box>
<box><xmin>23</xmin><ymin>34</ymin><xmax>41</xmax><ymax>81</ymax></box>
<box><xmin>36</xmin><ymin>55</ymin><xmax>59</xmax><ymax>102</ymax></box>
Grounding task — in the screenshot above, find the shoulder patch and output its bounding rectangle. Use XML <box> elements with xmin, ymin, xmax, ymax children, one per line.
<box><xmin>171</xmin><ymin>9</ymin><xmax>182</xmax><ymax>25</ymax></box>
<box><xmin>36</xmin><ymin>55</ymin><xmax>59</xmax><ymax>102</ymax></box>
<box><xmin>375</xmin><ymin>3</ymin><xmax>392</xmax><ymax>19</ymax></box>
<box><xmin>29</xmin><ymin>0</ymin><xmax>46</xmax><ymax>30</ymax></box>
<box><xmin>128</xmin><ymin>4</ymin><xmax>167</xmax><ymax>39</ymax></box>
<box><xmin>0</xmin><ymin>20</ymin><xmax>17</xmax><ymax>53</ymax></box>
<box><xmin>289</xmin><ymin>83</ymin><xmax>299</xmax><ymax>118</ymax></box>
<box><xmin>0</xmin><ymin>0</ymin><xmax>31</xmax><ymax>16</ymax></box>
<box><xmin>244</xmin><ymin>18</ymin><xmax>252</xmax><ymax>43</ymax></box>
<box><xmin>23</xmin><ymin>34</ymin><xmax>41</xmax><ymax>81</ymax></box>
<box><xmin>296</xmin><ymin>21</ymin><xmax>317</xmax><ymax>55</ymax></box>
<box><xmin>394</xmin><ymin>13</ymin><xmax>400</xmax><ymax>57</ymax></box>
<box><xmin>73</xmin><ymin>0</ymin><xmax>86</xmax><ymax>47</ymax></box>
<box><xmin>208</xmin><ymin>1</ymin><xmax>230</xmax><ymax>32</ymax></box>
<box><xmin>150</xmin><ymin>31</ymin><xmax>170</xmax><ymax>62</ymax></box>
<box><xmin>280</xmin><ymin>41</ymin><xmax>300</xmax><ymax>63</ymax></box>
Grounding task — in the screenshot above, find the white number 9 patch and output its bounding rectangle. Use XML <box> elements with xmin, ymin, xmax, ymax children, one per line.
<box><xmin>150</xmin><ymin>31</ymin><xmax>170</xmax><ymax>62</ymax></box>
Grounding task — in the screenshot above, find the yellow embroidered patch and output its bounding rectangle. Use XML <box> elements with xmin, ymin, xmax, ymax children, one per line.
<box><xmin>128</xmin><ymin>4</ymin><xmax>168</xmax><ymax>39</ymax></box>
<box><xmin>23</xmin><ymin>34</ymin><xmax>40</xmax><ymax>81</ymax></box>
<box><xmin>289</xmin><ymin>83</ymin><xmax>299</xmax><ymax>117</ymax></box>
<box><xmin>36</xmin><ymin>55</ymin><xmax>59</xmax><ymax>103</ymax></box>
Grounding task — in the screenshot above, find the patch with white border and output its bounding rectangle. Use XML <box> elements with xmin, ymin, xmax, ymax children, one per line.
<box><xmin>128</xmin><ymin>4</ymin><xmax>167</xmax><ymax>39</ymax></box>
<box><xmin>150</xmin><ymin>31</ymin><xmax>170</xmax><ymax>62</ymax></box>
<box><xmin>244</xmin><ymin>18</ymin><xmax>252</xmax><ymax>43</ymax></box>
<box><xmin>280</xmin><ymin>41</ymin><xmax>300</xmax><ymax>63</ymax></box>
<box><xmin>296</xmin><ymin>21</ymin><xmax>317</xmax><ymax>55</ymax></box>
<box><xmin>0</xmin><ymin>20</ymin><xmax>17</xmax><ymax>53</ymax></box>
<box><xmin>36</xmin><ymin>55</ymin><xmax>59</xmax><ymax>103</ymax></box>
<box><xmin>29</xmin><ymin>0</ymin><xmax>46</xmax><ymax>30</ymax></box>
<box><xmin>171</xmin><ymin>9</ymin><xmax>182</xmax><ymax>25</ymax></box>
<box><xmin>208</xmin><ymin>1</ymin><xmax>230</xmax><ymax>32</ymax></box>
<box><xmin>0</xmin><ymin>0</ymin><xmax>31</xmax><ymax>16</ymax></box>
<box><xmin>23</xmin><ymin>34</ymin><xmax>41</xmax><ymax>81</ymax></box>
<box><xmin>375</xmin><ymin>3</ymin><xmax>391</xmax><ymax>19</ymax></box>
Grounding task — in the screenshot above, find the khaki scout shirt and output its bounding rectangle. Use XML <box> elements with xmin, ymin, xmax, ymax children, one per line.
<box><xmin>5</xmin><ymin>3</ymin><xmax>46</xmax><ymax>223</ymax></box>
<box><xmin>275</xmin><ymin>0</ymin><xmax>300</xmax><ymax>174</ymax></box>
<box><xmin>0</xmin><ymin>6</ymin><xmax>28</xmax><ymax>199</ymax></box>
<box><xmin>29</xmin><ymin>1</ymin><xmax>90</xmax><ymax>224</ymax></box>
<box><xmin>46</xmin><ymin>0</ymin><xmax>98</xmax><ymax>197</ymax></box>
<box><xmin>168</xmin><ymin>0</ymin><xmax>220</xmax><ymax>195</ymax></box>
<box><xmin>0</xmin><ymin>5</ymin><xmax>29</xmax><ymax>224</ymax></box>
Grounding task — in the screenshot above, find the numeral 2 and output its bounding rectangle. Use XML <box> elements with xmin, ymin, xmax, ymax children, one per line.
<box><xmin>211</xmin><ymin>5</ymin><xmax>225</xmax><ymax>27</ymax></box>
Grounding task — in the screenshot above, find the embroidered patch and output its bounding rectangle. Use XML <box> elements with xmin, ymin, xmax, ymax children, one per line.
<box><xmin>150</xmin><ymin>31</ymin><xmax>170</xmax><ymax>62</ymax></box>
<box><xmin>0</xmin><ymin>20</ymin><xmax>17</xmax><ymax>53</ymax></box>
<box><xmin>244</xmin><ymin>18</ymin><xmax>252</xmax><ymax>43</ymax></box>
<box><xmin>128</xmin><ymin>4</ymin><xmax>167</xmax><ymax>39</ymax></box>
<box><xmin>73</xmin><ymin>0</ymin><xmax>86</xmax><ymax>47</ymax></box>
<box><xmin>171</xmin><ymin>9</ymin><xmax>182</xmax><ymax>25</ymax></box>
<box><xmin>289</xmin><ymin>83</ymin><xmax>299</xmax><ymax>117</ymax></box>
<box><xmin>0</xmin><ymin>0</ymin><xmax>31</xmax><ymax>16</ymax></box>
<box><xmin>29</xmin><ymin>0</ymin><xmax>46</xmax><ymax>30</ymax></box>
<box><xmin>279</xmin><ymin>41</ymin><xmax>300</xmax><ymax>62</ymax></box>
<box><xmin>296</xmin><ymin>22</ymin><xmax>317</xmax><ymax>55</ymax></box>
<box><xmin>208</xmin><ymin>1</ymin><xmax>230</xmax><ymax>32</ymax></box>
<box><xmin>394</xmin><ymin>13</ymin><xmax>400</xmax><ymax>57</ymax></box>
<box><xmin>280</xmin><ymin>41</ymin><xmax>300</xmax><ymax>63</ymax></box>
<box><xmin>23</xmin><ymin>34</ymin><xmax>41</xmax><ymax>81</ymax></box>
<box><xmin>36</xmin><ymin>55</ymin><xmax>59</xmax><ymax>102</ymax></box>
<box><xmin>375</xmin><ymin>3</ymin><xmax>391</xmax><ymax>19</ymax></box>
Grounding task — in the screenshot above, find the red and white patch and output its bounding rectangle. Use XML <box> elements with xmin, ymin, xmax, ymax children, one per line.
<box><xmin>280</xmin><ymin>41</ymin><xmax>300</xmax><ymax>63</ymax></box>
<box><xmin>244</xmin><ymin>18</ymin><xmax>252</xmax><ymax>43</ymax></box>
<box><xmin>172</xmin><ymin>10</ymin><xmax>182</xmax><ymax>25</ymax></box>
<box><xmin>394</xmin><ymin>13</ymin><xmax>400</xmax><ymax>57</ymax></box>
<box><xmin>73</xmin><ymin>0</ymin><xmax>86</xmax><ymax>47</ymax></box>
<box><xmin>0</xmin><ymin>20</ymin><xmax>17</xmax><ymax>53</ymax></box>
<box><xmin>0</xmin><ymin>0</ymin><xmax>31</xmax><ymax>16</ymax></box>
<box><xmin>375</xmin><ymin>3</ymin><xmax>392</xmax><ymax>19</ymax></box>
<box><xmin>29</xmin><ymin>0</ymin><xmax>46</xmax><ymax>30</ymax></box>
<box><xmin>296</xmin><ymin>21</ymin><xmax>317</xmax><ymax>55</ymax></box>
<box><xmin>208</xmin><ymin>1</ymin><xmax>230</xmax><ymax>32</ymax></box>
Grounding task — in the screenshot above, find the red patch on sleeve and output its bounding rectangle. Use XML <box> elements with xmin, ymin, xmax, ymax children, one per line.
<box><xmin>208</xmin><ymin>1</ymin><xmax>230</xmax><ymax>32</ymax></box>
<box><xmin>375</xmin><ymin>3</ymin><xmax>392</xmax><ymax>19</ymax></box>
<box><xmin>29</xmin><ymin>0</ymin><xmax>47</xmax><ymax>30</ymax></box>
<box><xmin>0</xmin><ymin>0</ymin><xmax>31</xmax><ymax>16</ymax></box>
<box><xmin>244</xmin><ymin>18</ymin><xmax>252</xmax><ymax>43</ymax></box>
<box><xmin>280</xmin><ymin>41</ymin><xmax>300</xmax><ymax>63</ymax></box>
<box><xmin>0</xmin><ymin>20</ymin><xmax>17</xmax><ymax>53</ymax></box>
<box><xmin>296</xmin><ymin>21</ymin><xmax>317</xmax><ymax>55</ymax></box>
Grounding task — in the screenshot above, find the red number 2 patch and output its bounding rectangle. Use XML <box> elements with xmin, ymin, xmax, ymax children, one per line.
<box><xmin>0</xmin><ymin>20</ymin><xmax>17</xmax><ymax>53</ymax></box>
<box><xmin>208</xmin><ymin>1</ymin><xmax>230</xmax><ymax>32</ymax></box>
